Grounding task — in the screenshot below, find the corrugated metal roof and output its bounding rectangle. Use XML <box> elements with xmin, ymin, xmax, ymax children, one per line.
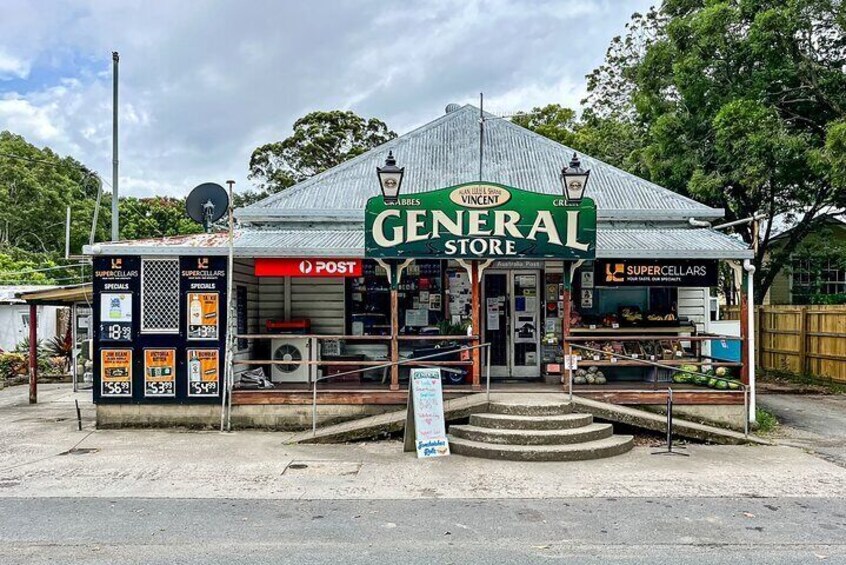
<box><xmin>236</xmin><ymin>230</ymin><xmax>364</xmax><ymax>257</ymax></box>
<box><xmin>86</xmin><ymin>226</ymin><xmax>750</xmax><ymax>259</ymax></box>
<box><xmin>237</xmin><ymin>104</ymin><xmax>723</xmax><ymax>221</ymax></box>
<box><xmin>596</xmin><ymin>228</ymin><xmax>752</xmax><ymax>259</ymax></box>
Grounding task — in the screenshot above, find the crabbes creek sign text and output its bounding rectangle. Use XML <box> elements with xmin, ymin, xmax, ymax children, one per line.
<box><xmin>365</xmin><ymin>183</ymin><xmax>596</xmax><ymax>260</ymax></box>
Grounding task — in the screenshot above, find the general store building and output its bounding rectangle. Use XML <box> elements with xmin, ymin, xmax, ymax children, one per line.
<box><xmin>84</xmin><ymin>104</ymin><xmax>755</xmax><ymax>429</ymax></box>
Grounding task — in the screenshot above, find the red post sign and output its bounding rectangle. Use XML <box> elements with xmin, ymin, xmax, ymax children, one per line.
<box><xmin>255</xmin><ymin>258</ymin><xmax>363</xmax><ymax>277</ymax></box>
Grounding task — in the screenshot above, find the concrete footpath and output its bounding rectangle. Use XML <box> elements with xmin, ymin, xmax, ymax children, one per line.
<box><xmin>760</xmin><ymin>393</ymin><xmax>846</xmax><ymax>467</ymax></box>
<box><xmin>2</xmin><ymin>384</ymin><xmax>846</xmax><ymax>500</ymax></box>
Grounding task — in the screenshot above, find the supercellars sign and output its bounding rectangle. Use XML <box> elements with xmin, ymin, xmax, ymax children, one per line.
<box><xmin>365</xmin><ymin>183</ymin><xmax>596</xmax><ymax>260</ymax></box>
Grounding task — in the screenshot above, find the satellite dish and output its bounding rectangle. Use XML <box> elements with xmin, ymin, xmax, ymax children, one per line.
<box><xmin>186</xmin><ymin>182</ymin><xmax>229</xmax><ymax>232</ymax></box>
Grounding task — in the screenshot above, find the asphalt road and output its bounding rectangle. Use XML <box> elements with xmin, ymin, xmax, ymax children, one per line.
<box><xmin>759</xmin><ymin>393</ymin><xmax>846</xmax><ymax>467</ymax></box>
<box><xmin>0</xmin><ymin>497</ymin><xmax>843</xmax><ymax>564</ymax></box>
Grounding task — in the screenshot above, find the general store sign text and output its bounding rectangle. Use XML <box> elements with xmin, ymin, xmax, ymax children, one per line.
<box><xmin>365</xmin><ymin>183</ymin><xmax>596</xmax><ymax>260</ymax></box>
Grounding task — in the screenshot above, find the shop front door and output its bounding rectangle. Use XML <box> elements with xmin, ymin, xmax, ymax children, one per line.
<box><xmin>483</xmin><ymin>270</ymin><xmax>541</xmax><ymax>378</ymax></box>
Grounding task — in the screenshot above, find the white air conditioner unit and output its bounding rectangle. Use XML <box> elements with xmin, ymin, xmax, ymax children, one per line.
<box><xmin>270</xmin><ymin>337</ymin><xmax>313</xmax><ymax>383</ymax></box>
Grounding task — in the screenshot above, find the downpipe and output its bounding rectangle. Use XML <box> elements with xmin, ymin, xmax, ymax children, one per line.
<box><xmin>744</xmin><ymin>259</ymin><xmax>756</xmax><ymax>424</ymax></box>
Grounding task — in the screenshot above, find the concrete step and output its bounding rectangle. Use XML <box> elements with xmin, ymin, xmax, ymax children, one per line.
<box><xmin>470</xmin><ymin>412</ymin><xmax>593</xmax><ymax>430</ymax></box>
<box><xmin>488</xmin><ymin>398</ymin><xmax>573</xmax><ymax>417</ymax></box>
<box><xmin>450</xmin><ymin>422</ymin><xmax>613</xmax><ymax>446</ymax></box>
<box><xmin>448</xmin><ymin>434</ymin><xmax>634</xmax><ymax>462</ymax></box>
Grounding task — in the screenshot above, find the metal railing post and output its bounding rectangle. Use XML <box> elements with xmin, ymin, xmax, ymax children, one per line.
<box><xmin>744</xmin><ymin>386</ymin><xmax>749</xmax><ymax>439</ymax></box>
<box><xmin>485</xmin><ymin>343</ymin><xmax>491</xmax><ymax>403</ymax></box>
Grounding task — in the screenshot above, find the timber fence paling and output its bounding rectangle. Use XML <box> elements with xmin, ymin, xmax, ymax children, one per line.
<box><xmin>723</xmin><ymin>305</ymin><xmax>846</xmax><ymax>382</ymax></box>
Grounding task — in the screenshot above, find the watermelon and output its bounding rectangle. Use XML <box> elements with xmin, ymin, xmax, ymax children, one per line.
<box><xmin>694</xmin><ymin>375</ymin><xmax>709</xmax><ymax>386</ymax></box>
<box><xmin>707</xmin><ymin>377</ymin><xmax>718</xmax><ymax>388</ymax></box>
<box><xmin>715</xmin><ymin>380</ymin><xmax>728</xmax><ymax>390</ymax></box>
<box><xmin>727</xmin><ymin>380</ymin><xmax>741</xmax><ymax>390</ymax></box>
<box><xmin>672</xmin><ymin>372</ymin><xmax>687</xmax><ymax>384</ymax></box>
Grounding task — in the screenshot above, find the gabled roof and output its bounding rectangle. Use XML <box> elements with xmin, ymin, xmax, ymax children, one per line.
<box><xmin>237</xmin><ymin>104</ymin><xmax>723</xmax><ymax>222</ymax></box>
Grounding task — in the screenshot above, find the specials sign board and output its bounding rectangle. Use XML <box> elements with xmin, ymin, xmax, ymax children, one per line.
<box><xmin>365</xmin><ymin>182</ymin><xmax>596</xmax><ymax>260</ymax></box>
<box><xmin>595</xmin><ymin>259</ymin><xmax>719</xmax><ymax>287</ymax></box>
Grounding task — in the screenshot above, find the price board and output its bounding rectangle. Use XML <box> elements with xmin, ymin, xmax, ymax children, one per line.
<box><xmin>186</xmin><ymin>349</ymin><xmax>219</xmax><ymax>397</ymax></box>
<box><xmin>101</xmin><ymin>349</ymin><xmax>132</xmax><ymax>397</ymax></box>
<box><xmin>186</xmin><ymin>292</ymin><xmax>219</xmax><ymax>340</ymax></box>
<box><xmin>144</xmin><ymin>349</ymin><xmax>176</xmax><ymax>397</ymax></box>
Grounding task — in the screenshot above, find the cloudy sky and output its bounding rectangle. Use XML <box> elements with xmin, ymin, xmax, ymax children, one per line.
<box><xmin>0</xmin><ymin>0</ymin><xmax>652</xmax><ymax>199</ymax></box>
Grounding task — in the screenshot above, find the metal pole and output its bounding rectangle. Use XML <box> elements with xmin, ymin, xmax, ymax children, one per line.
<box><xmin>28</xmin><ymin>303</ymin><xmax>37</xmax><ymax>404</ymax></box>
<box><xmin>223</xmin><ymin>180</ymin><xmax>236</xmax><ymax>432</ymax></box>
<box><xmin>667</xmin><ymin>387</ymin><xmax>673</xmax><ymax>451</ymax></box>
<box><xmin>312</xmin><ymin>380</ymin><xmax>318</xmax><ymax>436</ymax></box>
<box><xmin>485</xmin><ymin>343</ymin><xmax>491</xmax><ymax>403</ymax></box>
<box><xmin>65</xmin><ymin>206</ymin><xmax>71</xmax><ymax>259</ymax></box>
<box><xmin>744</xmin><ymin>386</ymin><xmax>749</xmax><ymax>439</ymax></box>
<box><xmin>111</xmin><ymin>51</ymin><xmax>119</xmax><ymax>241</ymax></box>
<box><xmin>747</xmin><ymin>265</ymin><xmax>756</xmax><ymax>423</ymax></box>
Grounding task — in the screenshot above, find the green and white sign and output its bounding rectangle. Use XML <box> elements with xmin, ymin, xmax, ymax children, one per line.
<box><xmin>365</xmin><ymin>182</ymin><xmax>596</xmax><ymax>260</ymax></box>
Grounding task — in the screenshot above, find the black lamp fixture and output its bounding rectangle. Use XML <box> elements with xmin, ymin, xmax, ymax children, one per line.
<box><xmin>376</xmin><ymin>151</ymin><xmax>404</xmax><ymax>204</ymax></box>
<box><xmin>560</xmin><ymin>152</ymin><xmax>590</xmax><ymax>204</ymax></box>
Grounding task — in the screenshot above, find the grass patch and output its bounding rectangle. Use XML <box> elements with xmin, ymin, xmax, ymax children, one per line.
<box><xmin>755</xmin><ymin>408</ymin><xmax>779</xmax><ymax>433</ymax></box>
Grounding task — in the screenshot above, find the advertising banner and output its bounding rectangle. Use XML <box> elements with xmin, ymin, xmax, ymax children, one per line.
<box><xmin>93</xmin><ymin>256</ymin><xmax>140</xmax><ymax>343</ymax></box>
<box><xmin>101</xmin><ymin>349</ymin><xmax>132</xmax><ymax>397</ymax></box>
<box><xmin>187</xmin><ymin>292</ymin><xmax>219</xmax><ymax>340</ymax></box>
<box><xmin>594</xmin><ymin>259</ymin><xmax>719</xmax><ymax>287</ymax></box>
<box><xmin>187</xmin><ymin>349</ymin><xmax>219</xmax><ymax>397</ymax></box>
<box><xmin>365</xmin><ymin>182</ymin><xmax>596</xmax><ymax>260</ymax></box>
<box><xmin>144</xmin><ymin>349</ymin><xmax>176</xmax><ymax>397</ymax></box>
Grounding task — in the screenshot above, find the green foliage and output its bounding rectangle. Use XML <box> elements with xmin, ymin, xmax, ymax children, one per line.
<box><xmin>118</xmin><ymin>196</ymin><xmax>203</xmax><ymax>240</ymax></box>
<box><xmin>583</xmin><ymin>1</ymin><xmax>846</xmax><ymax>302</ymax></box>
<box><xmin>512</xmin><ymin>104</ymin><xmax>646</xmax><ymax>174</ymax></box>
<box><xmin>0</xmin><ymin>352</ymin><xmax>26</xmax><ymax>378</ymax></box>
<box><xmin>755</xmin><ymin>408</ymin><xmax>778</xmax><ymax>434</ymax></box>
<box><xmin>247</xmin><ymin>110</ymin><xmax>396</xmax><ymax>202</ymax></box>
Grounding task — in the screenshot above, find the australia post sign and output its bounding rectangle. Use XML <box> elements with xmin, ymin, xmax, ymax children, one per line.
<box><xmin>255</xmin><ymin>258</ymin><xmax>362</xmax><ymax>277</ymax></box>
<box><xmin>365</xmin><ymin>182</ymin><xmax>596</xmax><ymax>260</ymax></box>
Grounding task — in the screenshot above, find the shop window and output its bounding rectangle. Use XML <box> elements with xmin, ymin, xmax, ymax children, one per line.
<box><xmin>347</xmin><ymin>260</ymin><xmax>446</xmax><ymax>335</ymax></box>
<box><xmin>141</xmin><ymin>258</ymin><xmax>180</xmax><ymax>333</ymax></box>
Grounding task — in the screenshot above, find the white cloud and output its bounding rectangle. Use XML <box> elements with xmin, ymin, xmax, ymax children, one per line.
<box><xmin>0</xmin><ymin>51</ymin><xmax>30</xmax><ymax>80</ymax></box>
<box><xmin>0</xmin><ymin>0</ymin><xmax>653</xmax><ymax>198</ymax></box>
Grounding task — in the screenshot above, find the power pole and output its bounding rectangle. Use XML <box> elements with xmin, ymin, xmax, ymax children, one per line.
<box><xmin>111</xmin><ymin>51</ymin><xmax>120</xmax><ymax>241</ymax></box>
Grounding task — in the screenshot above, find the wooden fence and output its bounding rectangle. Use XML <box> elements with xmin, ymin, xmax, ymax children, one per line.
<box><xmin>722</xmin><ymin>305</ymin><xmax>846</xmax><ymax>382</ymax></box>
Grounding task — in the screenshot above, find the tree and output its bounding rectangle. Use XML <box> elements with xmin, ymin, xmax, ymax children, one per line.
<box><xmin>512</xmin><ymin>104</ymin><xmax>646</xmax><ymax>175</ymax></box>
<box><xmin>582</xmin><ymin>1</ymin><xmax>846</xmax><ymax>302</ymax></box>
<box><xmin>247</xmin><ymin>110</ymin><xmax>396</xmax><ymax>201</ymax></box>
<box><xmin>119</xmin><ymin>196</ymin><xmax>202</xmax><ymax>240</ymax></box>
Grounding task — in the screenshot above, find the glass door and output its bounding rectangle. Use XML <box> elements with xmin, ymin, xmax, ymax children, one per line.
<box><xmin>511</xmin><ymin>271</ymin><xmax>540</xmax><ymax>377</ymax></box>
<box><xmin>483</xmin><ymin>270</ymin><xmax>541</xmax><ymax>378</ymax></box>
<box><xmin>483</xmin><ymin>273</ymin><xmax>509</xmax><ymax>377</ymax></box>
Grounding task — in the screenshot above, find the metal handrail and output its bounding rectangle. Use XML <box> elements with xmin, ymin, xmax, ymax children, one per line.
<box><xmin>310</xmin><ymin>341</ymin><xmax>492</xmax><ymax>436</ymax></box>
<box><xmin>568</xmin><ymin>342</ymin><xmax>749</xmax><ymax>439</ymax></box>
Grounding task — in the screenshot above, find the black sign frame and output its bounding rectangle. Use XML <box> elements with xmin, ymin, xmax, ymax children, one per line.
<box><xmin>594</xmin><ymin>259</ymin><xmax>719</xmax><ymax>287</ymax></box>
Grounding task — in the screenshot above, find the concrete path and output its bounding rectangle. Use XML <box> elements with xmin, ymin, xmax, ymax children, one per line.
<box><xmin>760</xmin><ymin>393</ymin><xmax>846</xmax><ymax>467</ymax></box>
<box><xmin>1</xmin><ymin>497</ymin><xmax>844</xmax><ymax>564</ymax></box>
<box><xmin>2</xmin><ymin>384</ymin><xmax>846</xmax><ymax>500</ymax></box>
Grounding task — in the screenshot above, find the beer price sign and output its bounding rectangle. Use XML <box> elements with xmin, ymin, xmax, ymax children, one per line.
<box><xmin>144</xmin><ymin>349</ymin><xmax>176</xmax><ymax>397</ymax></box>
<box><xmin>365</xmin><ymin>182</ymin><xmax>596</xmax><ymax>260</ymax></box>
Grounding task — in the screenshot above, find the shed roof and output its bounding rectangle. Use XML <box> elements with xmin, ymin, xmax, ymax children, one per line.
<box><xmin>237</xmin><ymin>105</ymin><xmax>723</xmax><ymax>222</ymax></box>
